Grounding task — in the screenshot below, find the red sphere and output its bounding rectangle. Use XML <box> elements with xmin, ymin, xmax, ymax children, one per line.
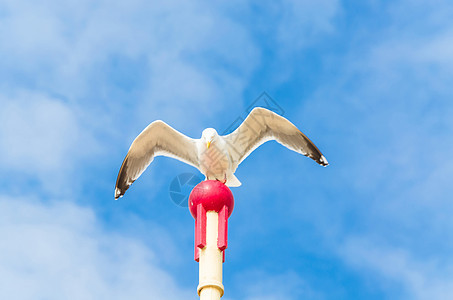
<box><xmin>188</xmin><ymin>180</ymin><xmax>234</xmax><ymax>218</ymax></box>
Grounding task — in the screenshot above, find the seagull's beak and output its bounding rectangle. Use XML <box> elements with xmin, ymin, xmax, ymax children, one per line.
<box><xmin>206</xmin><ymin>141</ymin><xmax>211</xmax><ymax>149</ymax></box>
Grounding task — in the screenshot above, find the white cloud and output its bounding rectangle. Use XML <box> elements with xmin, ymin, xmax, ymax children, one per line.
<box><xmin>276</xmin><ymin>0</ymin><xmax>339</xmax><ymax>50</ymax></box>
<box><xmin>0</xmin><ymin>0</ymin><xmax>346</xmax><ymax>169</ymax></box>
<box><xmin>0</xmin><ymin>0</ymin><xmax>342</xmax><ymax>113</ymax></box>
<box><xmin>292</xmin><ymin>3</ymin><xmax>453</xmax><ymax>298</ymax></box>
<box><xmin>0</xmin><ymin>0</ymin><xmax>344</xmax><ymax>197</ymax></box>
<box><xmin>339</xmin><ymin>237</ymin><xmax>453</xmax><ymax>300</ymax></box>
<box><xmin>225</xmin><ymin>269</ymin><xmax>319</xmax><ymax>300</ymax></box>
<box><xmin>299</xmin><ymin>0</ymin><xmax>453</xmax><ymax>189</ymax></box>
<box><xmin>0</xmin><ymin>91</ymin><xmax>101</xmax><ymax>195</ymax></box>
<box><xmin>0</xmin><ymin>92</ymin><xmax>80</xmax><ymax>173</ymax></box>
<box><xmin>409</xmin><ymin>31</ymin><xmax>453</xmax><ymax>66</ymax></box>
<box><xmin>0</xmin><ymin>0</ymin><xmax>260</xmax><ymax>114</ymax></box>
<box><xmin>0</xmin><ymin>0</ymin><xmax>269</xmax><ymax>160</ymax></box>
<box><xmin>0</xmin><ymin>195</ymin><xmax>193</xmax><ymax>300</ymax></box>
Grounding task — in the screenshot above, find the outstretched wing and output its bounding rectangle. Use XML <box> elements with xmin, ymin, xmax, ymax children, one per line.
<box><xmin>223</xmin><ymin>107</ymin><xmax>328</xmax><ymax>170</ymax></box>
<box><xmin>115</xmin><ymin>120</ymin><xmax>199</xmax><ymax>199</ymax></box>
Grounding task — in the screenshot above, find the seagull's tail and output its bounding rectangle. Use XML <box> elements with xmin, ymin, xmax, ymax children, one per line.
<box><xmin>225</xmin><ymin>173</ymin><xmax>241</xmax><ymax>187</ymax></box>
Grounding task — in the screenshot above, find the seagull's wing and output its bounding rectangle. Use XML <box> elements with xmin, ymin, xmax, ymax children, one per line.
<box><xmin>115</xmin><ymin>120</ymin><xmax>199</xmax><ymax>199</ymax></box>
<box><xmin>223</xmin><ymin>107</ymin><xmax>328</xmax><ymax>170</ymax></box>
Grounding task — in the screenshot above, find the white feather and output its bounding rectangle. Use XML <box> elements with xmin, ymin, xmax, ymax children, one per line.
<box><xmin>115</xmin><ymin>107</ymin><xmax>328</xmax><ymax>199</ymax></box>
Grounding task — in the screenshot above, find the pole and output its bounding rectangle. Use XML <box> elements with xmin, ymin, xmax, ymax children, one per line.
<box><xmin>189</xmin><ymin>180</ymin><xmax>234</xmax><ymax>300</ymax></box>
<box><xmin>198</xmin><ymin>211</ymin><xmax>223</xmax><ymax>299</ymax></box>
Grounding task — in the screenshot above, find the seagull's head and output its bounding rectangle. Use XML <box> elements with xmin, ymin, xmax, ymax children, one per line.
<box><xmin>201</xmin><ymin>128</ymin><xmax>218</xmax><ymax>149</ymax></box>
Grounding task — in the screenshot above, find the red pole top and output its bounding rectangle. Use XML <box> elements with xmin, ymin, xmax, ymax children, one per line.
<box><xmin>188</xmin><ymin>180</ymin><xmax>234</xmax><ymax>219</ymax></box>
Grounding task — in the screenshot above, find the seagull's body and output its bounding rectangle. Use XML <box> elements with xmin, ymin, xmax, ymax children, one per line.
<box><xmin>115</xmin><ymin>107</ymin><xmax>328</xmax><ymax>199</ymax></box>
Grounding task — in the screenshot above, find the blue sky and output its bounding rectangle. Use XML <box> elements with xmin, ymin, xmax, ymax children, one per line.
<box><xmin>0</xmin><ymin>0</ymin><xmax>452</xmax><ymax>299</ymax></box>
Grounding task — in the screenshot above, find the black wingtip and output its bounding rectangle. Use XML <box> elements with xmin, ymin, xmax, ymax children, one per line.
<box><xmin>319</xmin><ymin>155</ymin><xmax>329</xmax><ymax>166</ymax></box>
<box><xmin>114</xmin><ymin>187</ymin><xmax>124</xmax><ymax>200</ymax></box>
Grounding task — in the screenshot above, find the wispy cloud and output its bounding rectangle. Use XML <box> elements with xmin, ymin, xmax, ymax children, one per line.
<box><xmin>0</xmin><ymin>0</ymin><xmax>261</xmax><ymax>124</ymax></box>
<box><xmin>225</xmin><ymin>269</ymin><xmax>320</xmax><ymax>300</ymax></box>
<box><xmin>0</xmin><ymin>195</ymin><xmax>193</xmax><ymax>300</ymax></box>
<box><xmin>0</xmin><ymin>91</ymin><xmax>102</xmax><ymax>195</ymax></box>
<box><xmin>339</xmin><ymin>237</ymin><xmax>453</xmax><ymax>299</ymax></box>
<box><xmin>288</xmin><ymin>1</ymin><xmax>453</xmax><ymax>297</ymax></box>
<box><xmin>2</xmin><ymin>0</ymin><xmax>451</xmax><ymax>298</ymax></box>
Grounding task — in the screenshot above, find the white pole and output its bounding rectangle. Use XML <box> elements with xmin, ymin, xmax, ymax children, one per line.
<box><xmin>189</xmin><ymin>180</ymin><xmax>233</xmax><ymax>299</ymax></box>
<box><xmin>197</xmin><ymin>211</ymin><xmax>224</xmax><ymax>299</ymax></box>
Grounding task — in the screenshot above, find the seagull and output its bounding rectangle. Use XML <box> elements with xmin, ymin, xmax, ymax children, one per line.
<box><xmin>115</xmin><ymin>107</ymin><xmax>328</xmax><ymax>199</ymax></box>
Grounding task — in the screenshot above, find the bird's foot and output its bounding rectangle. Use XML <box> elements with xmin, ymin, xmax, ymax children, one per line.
<box><xmin>214</xmin><ymin>175</ymin><xmax>227</xmax><ymax>185</ymax></box>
